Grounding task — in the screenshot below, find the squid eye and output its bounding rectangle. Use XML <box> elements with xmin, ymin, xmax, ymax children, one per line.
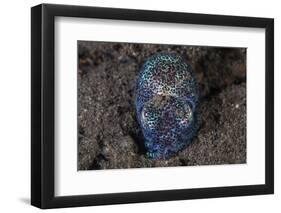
<box><xmin>141</xmin><ymin>106</ymin><xmax>159</xmax><ymax>129</ymax></box>
<box><xmin>175</xmin><ymin>101</ymin><xmax>193</xmax><ymax>126</ymax></box>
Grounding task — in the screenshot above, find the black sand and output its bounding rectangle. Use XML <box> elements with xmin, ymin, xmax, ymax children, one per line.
<box><xmin>78</xmin><ymin>41</ymin><xmax>246</xmax><ymax>170</ymax></box>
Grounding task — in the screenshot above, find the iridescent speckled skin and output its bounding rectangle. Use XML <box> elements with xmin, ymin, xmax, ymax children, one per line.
<box><xmin>135</xmin><ymin>53</ymin><xmax>199</xmax><ymax>159</ymax></box>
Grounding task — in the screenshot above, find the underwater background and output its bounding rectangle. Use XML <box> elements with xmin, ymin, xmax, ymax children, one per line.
<box><xmin>78</xmin><ymin>41</ymin><xmax>246</xmax><ymax>170</ymax></box>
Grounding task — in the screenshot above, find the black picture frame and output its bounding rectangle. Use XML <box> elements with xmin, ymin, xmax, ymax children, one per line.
<box><xmin>31</xmin><ymin>3</ymin><xmax>274</xmax><ymax>209</ymax></box>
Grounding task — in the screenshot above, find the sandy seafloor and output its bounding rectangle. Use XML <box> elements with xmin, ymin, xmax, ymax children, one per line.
<box><xmin>78</xmin><ymin>41</ymin><xmax>246</xmax><ymax>170</ymax></box>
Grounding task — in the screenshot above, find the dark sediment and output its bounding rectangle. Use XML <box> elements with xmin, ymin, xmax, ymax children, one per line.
<box><xmin>78</xmin><ymin>41</ymin><xmax>246</xmax><ymax>170</ymax></box>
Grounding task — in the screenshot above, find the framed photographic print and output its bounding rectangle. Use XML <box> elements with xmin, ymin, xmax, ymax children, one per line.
<box><xmin>31</xmin><ymin>3</ymin><xmax>274</xmax><ymax>209</ymax></box>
